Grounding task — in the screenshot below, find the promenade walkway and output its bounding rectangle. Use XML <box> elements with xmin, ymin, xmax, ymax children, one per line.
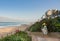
<box><xmin>27</xmin><ymin>32</ymin><xmax>60</xmax><ymax>41</ymax></box>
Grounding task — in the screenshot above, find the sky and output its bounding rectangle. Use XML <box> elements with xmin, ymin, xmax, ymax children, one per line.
<box><xmin>0</xmin><ymin>0</ymin><xmax>60</xmax><ymax>22</ymax></box>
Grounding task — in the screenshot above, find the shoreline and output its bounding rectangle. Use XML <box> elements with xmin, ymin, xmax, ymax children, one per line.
<box><xmin>0</xmin><ymin>24</ymin><xmax>30</xmax><ymax>38</ymax></box>
<box><xmin>0</xmin><ymin>24</ymin><xmax>21</xmax><ymax>28</ymax></box>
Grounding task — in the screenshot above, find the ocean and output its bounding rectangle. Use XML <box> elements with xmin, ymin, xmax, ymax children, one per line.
<box><xmin>0</xmin><ymin>22</ymin><xmax>23</xmax><ymax>26</ymax></box>
<box><xmin>0</xmin><ymin>22</ymin><xmax>29</xmax><ymax>28</ymax></box>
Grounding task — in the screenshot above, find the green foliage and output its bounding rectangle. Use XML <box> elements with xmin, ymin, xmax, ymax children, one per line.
<box><xmin>28</xmin><ymin>22</ymin><xmax>41</xmax><ymax>32</ymax></box>
<box><xmin>0</xmin><ymin>31</ymin><xmax>31</xmax><ymax>41</ymax></box>
<box><xmin>52</xmin><ymin>17</ymin><xmax>60</xmax><ymax>32</ymax></box>
<box><xmin>29</xmin><ymin>17</ymin><xmax>60</xmax><ymax>32</ymax></box>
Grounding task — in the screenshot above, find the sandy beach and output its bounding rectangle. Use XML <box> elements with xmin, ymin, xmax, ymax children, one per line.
<box><xmin>0</xmin><ymin>24</ymin><xmax>30</xmax><ymax>38</ymax></box>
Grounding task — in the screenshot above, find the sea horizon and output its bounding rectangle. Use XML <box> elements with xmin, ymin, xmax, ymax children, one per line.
<box><xmin>0</xmin><ymin>22</ymin><xmax>30</xmax><ymax>28</ymax></box>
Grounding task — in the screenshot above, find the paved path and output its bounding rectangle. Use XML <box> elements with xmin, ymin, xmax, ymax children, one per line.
<box><xmin>32</xmin><ymin>35</ymin><xmax>60</xmax><ymax>41</ymax></box>
<box><xmin>27</xmin><ymin>32</ymin><xmax>60</xmax><ymax>41</ymax></box>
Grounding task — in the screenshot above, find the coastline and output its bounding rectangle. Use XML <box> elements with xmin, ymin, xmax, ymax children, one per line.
<box><xmin>0</xmin><ymin>24</ymin><xmax>30</xmax><ymax>38</ymax></box>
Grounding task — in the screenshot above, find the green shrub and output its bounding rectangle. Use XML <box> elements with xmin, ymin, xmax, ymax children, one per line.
<box><xmin>0</xmin><ymin>31</ymin><xmax>31</xmax><ymax>41</ymax></box>
<box><xmin>28</xmin><ymin>22</ymin><xmax>41</xmax><ymax>32</ymax></box>
<box><xmin>28</xmin><ymin>17</ymin><xmax>60</xmax><ymax>32</ymax></box>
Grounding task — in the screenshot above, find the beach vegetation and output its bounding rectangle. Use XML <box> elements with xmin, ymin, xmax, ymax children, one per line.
<box><xmin>0</xmin><ymin>31</ymin><xmax>31</xmax><ymax>41</ymax></box>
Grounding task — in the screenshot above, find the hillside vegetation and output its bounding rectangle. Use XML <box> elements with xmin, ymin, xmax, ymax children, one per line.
<box><xmin>29</xmin><ymin>9</ymin><xmax>60</xmax><ymax>32</ymax></box>
<box><xmin>28</xmin><ymin>17</ymin><xmax>60</xmax><ymax>32</ymax></box>
<box><xmin>0</xmin><ymin>31</ymin><xmax>31</xmax><ymax>41</ymax></box>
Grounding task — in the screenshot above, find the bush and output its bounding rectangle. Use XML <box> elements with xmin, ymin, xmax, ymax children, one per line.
<box><xmin>28</xmin><ymin>17</ymin><xmax>60</xmax><ymax>32</ymax></box>
<box><xmin>28</xmin><ymin>22</ymin><xmax>41</xmax><ymax>32</ymax></box>
<box><xmin>0</xmin><ymin>31</ymin><xmax>31</xmax><ymax>41</ymax></box>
